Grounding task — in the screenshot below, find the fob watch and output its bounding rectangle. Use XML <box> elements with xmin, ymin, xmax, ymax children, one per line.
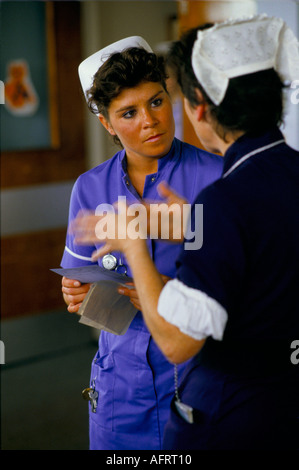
<box><xmin>102</xmin><ymin>253</ymin><xmax>117</xmax><ymax>270</ymax></box>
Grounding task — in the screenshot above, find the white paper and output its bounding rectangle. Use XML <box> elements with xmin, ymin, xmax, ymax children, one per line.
<box><xmin>51</xmin><ymin>265</ymin><xmax>137</xmax><ymax>334</ymax></box>
<box><xmin>78</xmin><ymin>281</ymin><xmax>138</xmax><ymax>335</ymax></box>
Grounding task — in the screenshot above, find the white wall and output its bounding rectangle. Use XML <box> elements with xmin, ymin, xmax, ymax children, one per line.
<box><xmin>257</xmin><ymin>0</ymin><xmax>299</xmax><ymax>150</ymax></box>
<box><xmin>1</xmin><ymin>182</ymin><xmax>75</xmax><ymax>236</ymax></box>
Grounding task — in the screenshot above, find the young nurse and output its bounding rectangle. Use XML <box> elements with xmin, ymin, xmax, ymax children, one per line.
<box><xmin>61</xmin><ymin>37</ymin><xmax>223</xmax><ymax>450</ymax></box>
<box><xmin>72</xmin><ymin>17</ymin><xmax>299</xmax><ymax>449</ymax></box>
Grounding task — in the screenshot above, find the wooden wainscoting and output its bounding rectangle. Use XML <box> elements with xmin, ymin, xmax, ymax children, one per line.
<box><xmin>1</xmin><ymin>2</ymin><xmax>86</xmax><ymax>319</ymax></box>
<box><xmin>1</xmin><ymin>228</ymin><xmax>67</xmax><ymax>319</ymax></box>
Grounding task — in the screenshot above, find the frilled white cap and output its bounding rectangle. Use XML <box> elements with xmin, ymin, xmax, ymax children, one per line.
<box><xmin>78</xmin><ymin>36</ymin><xmax>153</xmax><ymax>101</ymax></box>
<box><xmin>191</xmin><ymin>14</ymin><xmax>299</xmax><ymax>105</ymax></box>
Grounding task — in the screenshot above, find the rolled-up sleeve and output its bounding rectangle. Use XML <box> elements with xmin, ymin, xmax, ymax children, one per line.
<box><xmin>158</xmin><ymin>278</ymin><xmax>228</xmax><ymax>340</ymax></box>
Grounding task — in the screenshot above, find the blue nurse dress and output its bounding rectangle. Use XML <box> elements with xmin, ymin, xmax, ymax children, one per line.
<box><xmin>160</xmin><ymin>128</ymin><xmax>299</xmax><ymax>450</ymax></box>
<box><xmin>61</xmin><ymin>138</ymin><xmax>223</xmax><ymax>450</ymax></box>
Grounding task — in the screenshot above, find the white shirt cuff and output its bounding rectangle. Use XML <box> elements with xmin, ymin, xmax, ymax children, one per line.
<box><xmin>157</xmin><ymin>278</ymin><xmax>228</xmax><ymax>341</ymax></box>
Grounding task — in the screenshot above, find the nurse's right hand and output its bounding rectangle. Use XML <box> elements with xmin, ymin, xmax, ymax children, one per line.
<box><xmin>61</xmin><ymin>276</ymin><xmax>91</xmax><ymax>314</ymax></box>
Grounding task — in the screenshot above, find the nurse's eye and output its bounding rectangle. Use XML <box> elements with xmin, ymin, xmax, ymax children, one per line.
<box><xmin>122</xmin><ymin>109</ymin><xmax>136</xmax><ymax>119</ymax></box>
<box><xmin>151</xmin><ymin>98</ymin><xmax>162</xmax><ymax>108</ymax></box>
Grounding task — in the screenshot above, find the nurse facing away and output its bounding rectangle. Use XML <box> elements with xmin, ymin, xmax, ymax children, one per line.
<box><xmin>61</xmin><ymin>36</ymin><xmax>223</xmax><ymax>450</ymax></box>
<box><xmin>72</xmin><ymin>15</ymin><xmax>299</xmax><ymax>450</ymax></box>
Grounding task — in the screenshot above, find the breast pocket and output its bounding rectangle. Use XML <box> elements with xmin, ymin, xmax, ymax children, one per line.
<box><xmin>90</xmin><ymin>350</ymin><xmax>115</xmax><ymax>431</ymax></box>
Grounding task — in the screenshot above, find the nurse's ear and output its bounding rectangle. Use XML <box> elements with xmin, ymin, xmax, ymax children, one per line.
<box><xmin>98</xmin><ymin>114</ymin><xmax>116</xmax><ymax>136</ymax></box>
<box><xmin>196</xmin><ymin>104</ymin><xmax>206</xmax><ymax>122</ymax></box>
<box><xmin>193</xmin><ymin>89</ymin><xmax>208</xmax><ymax>122</ymax></box>
<box><xmin>183</xmin><ymin>91</ymin><xmax>207</xmax><ymax>125</ymax></box>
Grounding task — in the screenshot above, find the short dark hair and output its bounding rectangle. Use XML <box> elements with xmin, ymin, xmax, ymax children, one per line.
<box><xmin>167</xmin><ymin>25</ymin><xmax>285</xmax><ymax>139</ymax></box>
<box><xmin>87</xmin><ymin>47</ymin><xmax>168</xmax><ymax>119</ymax></box>
<box><xmin>86</xmin><ymin>47</ymin><xmax>168</xmax><ymax>146</ymax></box>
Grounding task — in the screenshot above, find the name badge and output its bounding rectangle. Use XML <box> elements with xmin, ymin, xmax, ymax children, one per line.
<box><xmin>175</xmin><ymin>400</ymin><xmax>194</xmax><ymax>424</ymax></box>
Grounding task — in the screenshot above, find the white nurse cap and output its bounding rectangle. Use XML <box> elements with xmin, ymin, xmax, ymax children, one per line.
<box><xmin>191</xmin><ymin>14</ymin><xmax>299</xmax><ymax>105</ymax></box>
<box><xmin>78</xmin><ymin>36</ymin><xmax>153</xmax><ymax>101</ymax></box>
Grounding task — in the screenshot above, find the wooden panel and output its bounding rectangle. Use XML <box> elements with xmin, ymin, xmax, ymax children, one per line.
<box><xmin>1</xmin><ymin>2</ymin><xmax>86</xmax><ymax>189</ymax></box>
<box><xmin>1</xmin><ymin>229</ymin><xmax>67</xmax><ymax>318</ymax></box>
<box><xmin>0</xmin><ymin>2</ymin><xmax>85</xmax><ymax>318</ymax></box>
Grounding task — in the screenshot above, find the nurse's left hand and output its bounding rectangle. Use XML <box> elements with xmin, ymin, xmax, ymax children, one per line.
<box><xmin>118</xmin><ymin>274</ymin><xmax>171</xmax><ymax>310</ymax></box>
<box><xmin>62</xmin><ymin>277</ymin><xmax>91</xmax><ymax>313</ymax></box>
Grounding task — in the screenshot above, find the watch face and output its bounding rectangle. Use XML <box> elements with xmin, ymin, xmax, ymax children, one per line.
<box><xmin>102</xmin><ymin>254</ymin><xmax>117</xmax><ymax>270</ymax></box>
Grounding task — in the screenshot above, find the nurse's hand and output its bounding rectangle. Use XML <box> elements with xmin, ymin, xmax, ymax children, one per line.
<box><xmin>72</xmin><ymin>200</ymin><xmax>147</xmax><ymax>261</ymax></box>
<box><xmin>61</xmin><ymin>276</ymin><xmax>91</xmax><ymax>313</ymax></box>
<box><xmin>69</xmin><ymin>210</ymin><xmax>101</xmax><ymax>245</ymax></box>
<box><xmin>118</xmin><ymin>275</ymin><xmax>171</xmax><ymax>310</ymax></box>
<box><xmin>70</xmin><ymin>182</ymin><xmax>188</xmax><ymax>251</ymax></box>
<box><xmin>157</xmin><ymin>181</ymin><xmax>187</xmax><ymax>208</ymax></box>
<box><xmin>144</xmin><ymin>181</ymin><xmax>189</xmax><ymax>243</ymax></box>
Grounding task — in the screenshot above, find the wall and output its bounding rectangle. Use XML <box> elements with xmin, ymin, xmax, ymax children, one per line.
<box><xmin>257</xmin><ymin>0</ymin><xmax>299</xmax><ymax>151</ymax></box>
<box><xmin>1</xmin><ymin>2</ymin><xmax>86</xmax><ymax>318</ymax></box>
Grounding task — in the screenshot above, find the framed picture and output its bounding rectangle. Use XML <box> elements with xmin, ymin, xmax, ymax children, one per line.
<box><xmin>0</xmin><ymin>1</ymin><xmax>59</xmax><ymax>152</ymax></box>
